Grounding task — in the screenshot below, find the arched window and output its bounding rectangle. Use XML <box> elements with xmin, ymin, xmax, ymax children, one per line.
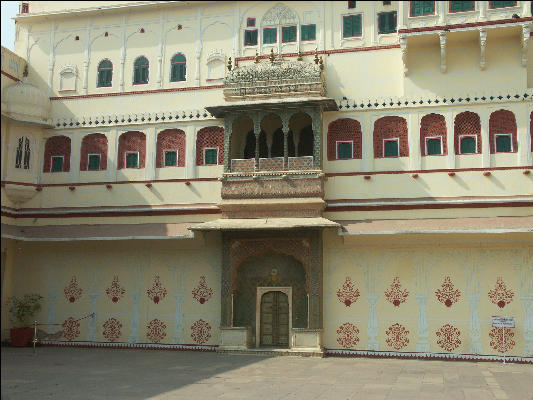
<box><xmin>420</xmin><ymin>113</ymin><xmax>447</xmax><ymax>156</ymax></box>
<box><xmin>117</xmin><ymin>131</ymin><xmax>146</xmax><ymax>169</ymax></box>
<box><xmin>15</xmin><ymin>136</ymin><xmax>31</xmax><ymax>169</ymax></box>
<box><xmin>43</xmin><ymin>136</ymin><xmax>71</xmax><ymax>173</ymax></box>
<box><xmin>170</xmin><ymin>53</ymin><xmax>186</xmax><ymax>82</ymax></box>
<box><xmin>196</xmin><ymin>126</ymin><xmax>224</xmax><ymax>166</ymax></box>
<box><xmin>454</xmin><ymin>111</ymin><xmax>481</xmax><ymax>155</ymax></box>
<box><xmin>489</xmin><ymin>110</ymin><xmax>517</xmax><ymax>153</ymax></box>
<box><xmin>97</xmin><ymin>59</ymin><xmax>113</xmax><ymax>87</ymax></box>
<box><xmin>133</xmin><ymin>56</ymin><xmax>149</xmax><ymax>85</ymax></box>
<box><xmin>373</xmin><ymin>116</ymin><xmax>409</xmax><ymax>158</ymax></box>
<box><xmin>327</xmin><ymin>118</ymin><xmax>362</xmax><ymax>160</ymax></box>
<box><xmin>80</xmin><ymin>133</ymin><xmax>108</xmax><ymax>171</ymax></box>
<box><xmin>156</xmin><ymin>129</ymin><xmax>186</xmax><ymax>168</ymax></box>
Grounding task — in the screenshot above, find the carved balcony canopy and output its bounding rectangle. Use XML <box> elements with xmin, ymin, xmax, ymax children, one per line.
<box><xmin>223</xmin><ymin>55</ymin><xmax>327</xmax><ymax>102</ymax></box>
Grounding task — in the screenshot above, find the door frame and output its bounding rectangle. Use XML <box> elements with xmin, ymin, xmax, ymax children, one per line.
<box><xmin>256</xmin><ymin>287</ymin><xmax>292</xmax><ymax>348</ymax></box>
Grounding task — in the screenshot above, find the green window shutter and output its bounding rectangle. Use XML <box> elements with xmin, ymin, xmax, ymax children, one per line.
<box><xmin>337</xmin><ymin>142</ymin><xmax>352</xmax><ymax>159</ymax></box>
<box><xmin>411</xmin><ymin>1</ymin><xmax>434</xmax><ymax>16</ymax></box>
<box><xmin>384</xmin><ymin>140</ymin><xmax>399</xmax><ymax>157</ymax></box>
<box><xmin>23</xmin><ymin>138</ymin><xmax>30</xmax><ymax>169</ymax></box>
<box><xmin>51</xmin><ymin>157</ymin><xmax>64</xmax><ymax>172</ymax></box>
<box><xmin>450</xmin><ymin>1</ymin><xmax>475</xmax><ymax>12</ymax></box>
<box><xmin>126</xmin><ymin>153</ymin><xmax>138</xmax><ymax>168</ymax></box>
<box><xmin>495</xmin><ymin>135</ymin><xmax>512</xmax><ymax>152</ymax></box>
<box><xmin>460</xmin><ymin>137</ymin><xmax>476</xmax><ymax>154</ymax></box>
<box><xmin>165</xmin><ymin>151</ymin><xmax>177</xmax><ymax>166</ymax></box>
<box><xmin>490</xmin><ymin>1</ymin><xmax>516</xmax><ymax>8</ymax></box>
<box><xmin>205</xmin><ymin>149</ymin><xmax>218</xmax><ymax>165</ymax></box>
<box><xmin>343</xmin><ymin>15</ymin><xmax>361</xmax><ymax>37</ymax></box>
<box><xmin>15</xmin><ymin>138</ymin><xmax>22</xmax><ymax>168</ymax></box>
<box><xmin>301</xmin><ymin>24</ymin><xmax>316</xmax><ymax>41</ymax></box>
<box><xmin>379</xmin><ymin>12</ymin><xmax>397</xmax><ymax>34</ymax></box>
<box><xmin>426</xmin><ymin>138</ymin><xmax>442</xmax><ymax>155</ymax></box>
<box><xmin>88</xmin><ymin>155</ymin><xmax>100</xmax><ymax>171</ymax></box>
<box><xmin>282</xmin><ymin>26</ymin><xmax>296</xmax><ymax>43</ymax></box>
<box><xmin>245</xmin><ymin>29</ymin><xmax>258</xmax><ymax>46</ymax></box>
<box><xmin>263</xmin><ymin>28</ymin><xmax>277</xmax><ymax>44</ymax></box>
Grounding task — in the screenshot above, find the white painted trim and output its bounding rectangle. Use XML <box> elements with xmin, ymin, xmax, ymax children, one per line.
<box><xmin>382</xmin><ymin>137</ymin><xmax>400</xmax><ymax>157</ymax></box>
<box><xmin>1</xmin><ymin>204</ymin><xmax>219</xmax><ymax>216</ymax></box>
<box><xmin>1</xmin><ymin>233</ymin><xmax>196</xmax><ymax>242</ymax></box>
<box><xmin>424</xmin><ymin>135</ymin><xmax>443</xmax><ymax>155</ymax></box>
<box><xmin>458</xmin><ymin>134</ymin><xmax>478</xmax><ymax>154</ymax></box>
<box><xmin>337</xmin><ymin>228</ymin><xmax>533</xmax><ymax>236</ymax></box>
<box><xmin>494</xmin><ymin>133</ymin><xmax>513</xmax><ymax>153</ymax></box>
<box><xmin>327</xmin><ymin>196</ymin><xmax>533</xmax><ymax>208</ymax></box>
<box><xmin>336</xmin><ymin>140</ymin><xmax>354</xmax><ymax>159</ymax></box>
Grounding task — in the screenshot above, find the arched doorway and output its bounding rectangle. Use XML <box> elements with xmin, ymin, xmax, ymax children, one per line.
<box><xmin>259</xmin><ymin>290</ymin><xmax>290</xmax><ymax>347</ymax></box>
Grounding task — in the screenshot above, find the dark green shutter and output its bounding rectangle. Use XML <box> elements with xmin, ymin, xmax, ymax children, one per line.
<box><xmin>490</xmin><ymin>1</ymin><xmax>516</xmax><ymax>8</ymax></box>
<box><xmin>15</xmin><ymin>138</ymin><xmax>22</xmax><ymax>168</ymax></box>
<box><xmin>450</xmin><ymin>1</ymin><xmax>475</xmax><ymax>12</ymax></box>
<box><xmin>460</xmin><ymin>137</ymin><xmax>476</xmax><ymax>154</ymax></box>
<box><xmin>301</xmin><ymin>25</ymin><xmax>316</xmax><ymax>41</ymax></box>
<box><xmin>245</xmin><ymin>29</ymin><xmax>258</xmax><ymax>46</ymax></box>
<box><xmin>88</xmin><ymin>155</ymin><xmax>100</xmax><ymax>171</ymax></box>
<box><xmin>165</xmin><ymin>151</ymin><xmax>177</xmax><ymax>166</ymax></box>
<box><xmin>171</xmin><ymin>63</ymin><xmax>186</xmax><ymax>81</ymax></box>
<box><xmin>51</xmin><ymin>157</ymin><xmax>63</xmax><ymax>172</ymax></box>
<box><xmin>263</xmin><ymin>28</ymin><xmax>277</xmax><ymax>44</ymax></box>
<box><xmin>411</xmin><ymin>1</ymin><xmax>435</xmax><ymax>16</ymax></box>
<box><xmin>126</xmin><ymin>153</ymin><xmax>138</xmax><ymax>168</ymax></box>
<box><xmin>496</xmin><ymin>135</ymin><xmax>512</xmax><ymax>152</ymax></box>
<box><xmin>337</xmin><ymin>142</ymin><xmax>352</xmax><ymax>159</ymax></box>
<box><xmin>282</xmin><ymin>26</ymin><xmax>296</xmax><ymax>43</ymax></box>
<box><xmin>23</xmin><ymin>138</ymin><xmax>30</xmax><ymax>169</ymax></box>
<box><xmin>384</xmin><ymin>140</ymin><xmax>399</xmax><ymax>157</ymax></box>
<box><xmin>378</xmin><ymin>12</ymin><xmax>397</xmax><ymax>34</ymax></box>
<box><xmin>426</xmin><ymin>138</ymin><xmax>442</xmax><ymax>155</ymax></box>
<box><xmin>343</xmin><ymin>15</ymin><xmax>361</xmax><ymax>37</ymax></box>
<box><xmin>205</xmin><ymin>149</ymin><xmax>218</xmax><ymax>165</ymax></box>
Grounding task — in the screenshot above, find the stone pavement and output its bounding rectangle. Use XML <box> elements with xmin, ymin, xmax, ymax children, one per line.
<box><xmin>1</xmin><ymin>347</ymin><xmax>532</xmax><ymax>400</ymax></box>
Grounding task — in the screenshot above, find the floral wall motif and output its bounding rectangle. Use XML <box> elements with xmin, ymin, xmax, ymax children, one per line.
<box><xmin>64</xmin><ymin>276</ymin><xmax>83</xmax><ymax>303</ymax></box>
<box><xmin>191</xmin><ymin>319</ymin><xmax>211</xmax><ymax>344</ymax></box>
<box><xmin>489</xmin><ymin>327</ymin><xmax>515</xmax><ymax>353</ymax></box>
<box><xmin>80</xmin><ymin>133</ymin><xmax>108</xmax><ymax>171</ymax></box>
<box><xmin>385</xmin><ymin>323</ymin><xmax>409</xmax><ymax>350</ymax></box>
<box><xmin>384</xmin><ymin>277</ymin><xmax>409</xmax><ymax>307</ymax></box>
<box><xmin>488</xmin><ymin>277</ymin><xmax>514</xmax><ymax>308</ymax></box>
<box><xmin>147</xmin><ymin>275</ymin><xmax>167</xmax><ymax>304</ymax></box>
<box><xmin>435</xmin><ymin>276</ymin><xmax>461</xmax><ymax>307</ymax></box>
<box><xmin>106</xmin><ymin>276</ymin><xmax>126</xmax><ymax>303</ymax></box>
<box><xmin>146</xmin><ymin>319</ymin><xmax>167</xmax><ymax>343</ymax></box>
<box><xmin>103</xmin><ymin>317</ymin><xmax>122</xmax><ymax>342</ymax></box>
<box><xmin>436</xmin><ymin>324</ymin><xmax>461</xmax><ymax>352</ymax></box>
<box><xmin>62</xmin><ymin>317</ymin><xmax>80</xmax><ymax>341</ymax></box>
<box><xmin>336</xmin><ymin>277</ymin><xmax>360</xmax><ymax>306</ymax></box>
<box><xmin>192</xmin><ymin>276</ymin><xmax>213</xmax><ymax>304</ymax></box>
<box><xmin>43</xmin><ymin>135</ymin><xmax>71</xmax><ymax>172</ymax></box>
<box><xmin>337</xmin><ymin>322</ymin><xmax>360</xmax><ymax>349</ymax></box>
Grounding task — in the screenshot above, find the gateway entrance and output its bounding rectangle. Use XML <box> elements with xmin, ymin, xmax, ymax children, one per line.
<box><xmin>260</xmin><ymin>291</ymin><xmax>289</xmax><ymax>347</ymax></box>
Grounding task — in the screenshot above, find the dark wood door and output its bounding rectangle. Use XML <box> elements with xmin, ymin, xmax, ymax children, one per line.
<box><xmin>260</xmin><ymin>291</ymin><xmax>289</xmax><ymax>347</ymax></box>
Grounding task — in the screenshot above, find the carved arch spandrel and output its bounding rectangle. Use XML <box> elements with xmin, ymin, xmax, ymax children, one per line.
<box><xmin>229</xmin><ymin>238</ymin><xmax>311</xmax><ymax>293</ymax></box>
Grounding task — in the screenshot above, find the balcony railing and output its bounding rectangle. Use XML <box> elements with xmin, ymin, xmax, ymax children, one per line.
<box><xmin>230</xmin><ymin>156</ymin><xmax>314</xmax><ymax>173</ymax></box>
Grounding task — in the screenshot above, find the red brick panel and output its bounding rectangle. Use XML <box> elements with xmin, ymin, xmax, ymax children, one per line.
<box><xmin>117</xmin><ymin>131</ymin><xmax>146</xmax><ymax>169</ymax></box>
<box><xmin>156</xmin><ymin>129</ymin><xmax>186</xmax><ymax>168</ymax></box>
<box><xmin>420</xmin><ymin>113</ymin><xmax>447</xmax><ymax>156</ymax></box>
<box><xmin>373</xmin><ymin>116</ymin><xmax>409</xmax><ymax>158</ymax></box>
<box><xmin>80</xmin><ymin>133</ymin><xmax>108</xmax><ymax>171</ymax></box>
<box><xmin>43</xmin><ymin>136</ymin><xmax>71</xmax><ymax>172</ymax></box>
<box><xmin>454</xmin><ymin>111</ymin><xmax>481</xmax><ymax>155</ymax></box>
<box><xmin>489</xmin><ymin>110</ymin><xmax>517</xmax><ymax>153</ymax></box>
<box><xmin>327</xmin><ymin>118</ymin><xmax>362</xmax><ymax>160</ymax></box>
<box><xmin>196</xmin><ymin>126</ymin><xmax>224</xmax><ymax>165</ymax></box>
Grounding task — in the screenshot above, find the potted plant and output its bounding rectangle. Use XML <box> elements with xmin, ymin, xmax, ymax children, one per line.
<box><xmin>6</xmin><ymin>294</ymin><xmax>43</xmax><ymax>347</ymax></box>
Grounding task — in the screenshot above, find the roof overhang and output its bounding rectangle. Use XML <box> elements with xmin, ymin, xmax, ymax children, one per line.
<box><xmin>205</xmin><ymin>97</ymin><xmax>338</xmax><ymax>118</ymax></box>
<box><xmin>190</xmin><ymin>217</ymin><xmax>340</xmax><ymax>231</ymax></box>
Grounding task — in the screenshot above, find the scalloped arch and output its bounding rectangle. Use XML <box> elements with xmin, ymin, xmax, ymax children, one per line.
<box><xmin>261</xmin><ymin>3</ymin><xmax>299</xmax><ymax>26</ymax></box>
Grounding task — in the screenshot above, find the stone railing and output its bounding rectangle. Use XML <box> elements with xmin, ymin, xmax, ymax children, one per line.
<box><xmin>230</xmin><ymin>156</ymin><xmax>314</xmax><ymax>173</ymax></box>
<box><xmin>224</xmin><ymin>77</ymin><xmax>325</xmax><ymax>101</ymax></box>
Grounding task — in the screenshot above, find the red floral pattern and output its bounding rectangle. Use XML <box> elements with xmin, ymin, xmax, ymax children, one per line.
<box><xmin>147</xmin><ymin>275</ymin><xmax>167</xmax><ymax>304</ymax></box>
<box><xmin>488</xmin><ymin>277</ymin><xmax>514</xmax><ymax>308</ymax></box>
<box><xmin>106</xmin><ymin>276</ymin><xmax>125</xmax><ymax>303</ymax></box>
<box><xmin>489</xmin><ymin>327</ymin><xmax>515</xmax><ymax>353</ymax></box>
<box><xmin>336</xmin><ymin>322</ymin><xmax>360</xmax><ymax>349</ymax></box>
<box><xmin>385</xmin><ymin>277</ymin><xmax>409</xmax><ymax>307</ymax></box>
<box><xmin>435</xmin><ymin>276</ymin><xmax>461</xmax><ymax>307</ymax></box>
<box><xmin>192</xmin><ymin>276</ymin><xmax>214</xmax><ymax>304</ymax></box>
<box><xmin>436</xmin><ymin>324</ymin><xmax>461</xmax><ymax>352</ymax></box>
<box><xmin>336</xmin><ymin>277</ymin><xmax>360</xmax><ymax>307</ymax></box>
<box><xmin>191</xmin><ymin>319</ymin><xmax>211</xmax><ymax>345</ymax></box>
<box><xmin>62</xmin><ymin>317</ymin><xmax>80</xmax><ymax>341</ymax></box>
<box><xmin>103</xmin><ymin>318</ymin><xmax>122</xmax><ymax>342</ymax></box>
<box><xmin>385</xmin><ymin>323</ymin><xmax>409</xmax><ymax>350</ymax></box>
<box><xmin>146</xmin><ymin>319</ymin><xmax>167</xmax><ymax>343</ymax></box>
<box><xmin>64</xmin><ymin>276</ymin><xmax>83</xmax><ymax>303</ymax></box>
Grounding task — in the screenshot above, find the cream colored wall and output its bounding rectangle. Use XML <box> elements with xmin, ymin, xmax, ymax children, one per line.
<box><xmin>323</xmin><ymin>230</ymin><xmax>533</xmax><ymax>357</ymax></box>
<box><xmin>1</xmin><ymin>235</ymin><xmax>222</xmax><ymax>345</ymax></box>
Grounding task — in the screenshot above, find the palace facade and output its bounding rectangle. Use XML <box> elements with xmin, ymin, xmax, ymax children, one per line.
<box><xmin>1</xmin><ymin>1</ymin><xmax>532</xmax><ymax>362</ymax></box>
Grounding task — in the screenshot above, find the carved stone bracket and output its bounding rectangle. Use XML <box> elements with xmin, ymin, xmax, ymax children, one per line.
<box><xmin>522</xmin><ymin>24</ymin><xmax>530</xmax><ymax>67</ymax></box>
<box><xmin>479</xmin><ymin>28</ymin><xmax>487</xmax><ymax>70</ymax></box>
<box><xmin>439</xmin><ymin>32</ymin><xmax>447</xmax><ymax>73</ymax></box>
<box><xmin>399</xmin><ymin>35</ymin><xmax>408</xmax><ymax>76</ymax></box>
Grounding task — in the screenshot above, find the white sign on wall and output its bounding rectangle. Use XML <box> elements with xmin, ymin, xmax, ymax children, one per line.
<box><xmin>491</xmin><ymin>316</ymin><xmax>515</xmax><ymax>328</ymax></box>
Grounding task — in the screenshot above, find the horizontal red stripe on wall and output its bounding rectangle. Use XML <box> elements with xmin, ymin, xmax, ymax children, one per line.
<box><xmin>1</xmin><ymin>70</ymin><xmax>21</xmax><ymax>82</ymax></box>
<box><xmin>50</xmin><ymin>84</ymin><xmax>225</xmax><ymax>101</ymax></box>
<box><xmin>1</xmin><ymin>177</ymin><xmax>219</xmax><ymax>188</ymax></box>
<box><xmin>325</xmin><ymin>166</ymin><xmax>532</xmax><ymax>177</ymax></box>
<box><xmin>325</xmin><ymin>200</ymin><xmax>533</xmax><ymax>212</ymax></box>
<box><xmin>399</xmin><ymin>17</ymin><xmax>533</xmax><ymax>34</ymax></box>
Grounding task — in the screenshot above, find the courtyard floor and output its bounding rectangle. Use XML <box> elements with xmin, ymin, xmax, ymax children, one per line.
<box><xmin>1</xmin><ymin>347</ymin><xmax>532</xmax><ymax>400</ymax></box>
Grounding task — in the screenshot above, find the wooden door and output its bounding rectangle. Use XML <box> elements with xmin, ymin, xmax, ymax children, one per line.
<box><xmin>260</xmin><ymin>291</ymin><xmax>289</xmax><ymax>347</ymax></box>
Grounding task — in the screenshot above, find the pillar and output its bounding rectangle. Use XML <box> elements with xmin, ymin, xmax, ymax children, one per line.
<box><xmin>310</xmin><ymin>109</ymin><xmax>322</xmax><ymax>169</ymax></box>
<box><xmin>253</xmin><ymin>113</ymin><xmax>261</xmax><ymax>170</ymax></box>
<box><xmin>144</xmin><ymin>128</ymin><xmax>156</xmax><ymax>181</ymax></box>
<box><xmin>398</xmin><ymin>0</ymin><xmax>407</xmax><ymax>30</ymax></box>
<box><xmin>186</xmin><ymin>125</ymin><xmax>196</xmax><ymax>179</ymax></box>
<box><xmin>86</xmin><ymin>292</ymin><xmax>98</xmax><ymax>341</ymax></box>
<box><xmin>70</xmin><ymin>133</ymin><xmax>81</xmax><ymax>184</ymax></box>
<box><xmin>128</xmin><ymin>292</ymin><xmax>141</xmax><ymax>343</ymax></box>
<box><xmin>437</xmin><ymin>1</ymin><xmax>446</xmax><ymax>25</ymax></box>
<box><xmin>408</xmin><ymin>113</ymin><xmax>421</xmax><ymax>170</ymax></box>
<box><xmin>466</xmin><ymin>260</ymin><xmax>483</xmax><ymax>353</ymax></box>
<box><xmin>106</xmin><ymin>128</ymin><xmax>118</xmax><ymax>182</ymax></box>
<box><xmin>223</xmin><ymin>116</ymin><xmax>233</xmax><ymax>173</ymax></box>
<box><xmin>516</xmin><ymin>105</ymin><xmax>531</xmax><ymax>166</ymax></box>
<box><xmin>281</xmin><ymin>112</ymin><xmax>290</xmax><ymax>169</ymax></box>
<box><xmin>480</xmin><ymin>108</ymin><xmax>490</xmax><ymax>168</ymax></box>
<box><xmin>362</xmin><ymin>114</ymin><xmax>373</xmax><ymax>172</ymax></box>
<box><xmin>479</xmin><ymin>1</ymin><xmax>487</xmax><ymax>21</ymax></box>
<box><xmin>445</xmin><ymin>111</ymin><xmax>455</xmax><ymax>169</ymax></box>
